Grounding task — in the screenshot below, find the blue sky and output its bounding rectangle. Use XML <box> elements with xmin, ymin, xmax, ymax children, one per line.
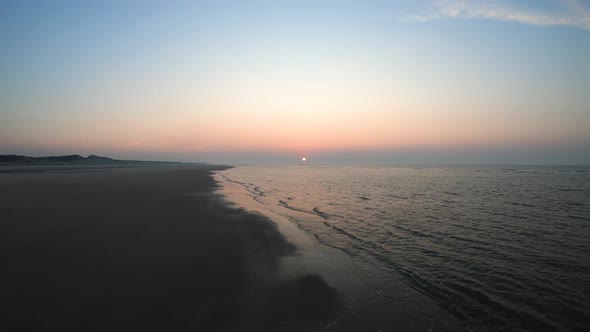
<box><xmin>1</xmin><ymin>0</ymin><xmax>589</xmax><ymax>164</ymax></box>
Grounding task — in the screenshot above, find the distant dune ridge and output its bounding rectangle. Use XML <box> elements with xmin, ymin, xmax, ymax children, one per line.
<box><xmin>0</xmin><ymin>154</ymin><xmax>198</xmax><ymax>165</ymax></box>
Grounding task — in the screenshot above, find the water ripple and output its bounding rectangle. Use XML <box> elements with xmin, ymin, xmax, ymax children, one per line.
<box><xmin>221</xmin><ymin>165</ymin><xmax>590</xmax><ymax>331</ymax></box>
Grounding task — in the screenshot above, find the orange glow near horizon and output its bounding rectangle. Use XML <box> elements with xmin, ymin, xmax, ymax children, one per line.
<box><xmin>46</xmin><ymin>99</ymin><xmax>580</xmax><ymax>156</ymax></box>
<box><xmin>7</xmin><ymin>99</ymin><xmax>586</xmax><ymax>156</ymax></box>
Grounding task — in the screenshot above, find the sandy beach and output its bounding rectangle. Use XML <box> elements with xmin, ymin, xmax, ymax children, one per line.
<box><xmin>0</xmin><ymin>165</ymin><xmax>342</xmax><ymax>331</ymax></box>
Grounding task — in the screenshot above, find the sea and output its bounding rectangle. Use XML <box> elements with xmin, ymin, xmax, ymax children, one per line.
<box><xmin>216</xmin><ymin>165</ymin><xmax>590</xmax><ymax>331</ymax></box>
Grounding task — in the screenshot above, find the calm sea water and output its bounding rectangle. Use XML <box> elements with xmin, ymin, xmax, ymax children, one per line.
<box><xmin>219</xmin><ymin>165</ymin><xmax>590</xmax><ymax>331</ymax></box>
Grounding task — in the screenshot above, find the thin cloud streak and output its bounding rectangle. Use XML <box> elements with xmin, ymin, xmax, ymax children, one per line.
<box><xmin>409</xmin><ymin>0</ymin><xmax>590</xmax><ymax>30</ymax></box>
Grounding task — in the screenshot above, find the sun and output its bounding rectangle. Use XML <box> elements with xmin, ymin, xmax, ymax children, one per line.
<box><xmin>301</xmin><ymin>157</ymin><xmax>307</xmax><ymax>162</ymax></box>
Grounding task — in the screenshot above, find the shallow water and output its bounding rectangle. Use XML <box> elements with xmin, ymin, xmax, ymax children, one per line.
<box><xmin>218</xmin><ymin>165</ymin><xmax>590</xmax><ymax>331</ymax></box>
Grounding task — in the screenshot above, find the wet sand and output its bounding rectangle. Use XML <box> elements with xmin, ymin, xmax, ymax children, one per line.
<box><xmin>0</xmin><ymin>165</ymin><xmax>342</xmax><ymax>331</ymax></box>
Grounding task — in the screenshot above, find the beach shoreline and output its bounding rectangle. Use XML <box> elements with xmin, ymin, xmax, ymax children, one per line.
<box><xmin>0</xmin><ymin>165</ymin><xmax>342</xmax><ymax>331</ymax></box>
<box><xmin>214</xmin><ymin>167</ymin><xmax>466</xmax><ymax>332</ymax></box>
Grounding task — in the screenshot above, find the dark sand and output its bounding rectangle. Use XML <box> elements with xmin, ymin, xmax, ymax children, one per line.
<box><xmin>0</xmin><ymin>165</ymin><xmax>342</xmax><ymax>331</ymax></box>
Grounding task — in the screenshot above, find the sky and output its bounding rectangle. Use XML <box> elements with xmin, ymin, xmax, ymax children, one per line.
<box><xmin>1</xmin><ymin>0</ymin><xmax>589</xmax><ymax>165</ymax></box>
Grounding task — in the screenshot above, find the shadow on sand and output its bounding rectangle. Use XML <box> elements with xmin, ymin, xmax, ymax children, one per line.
<box><xmin>0</xmin><ymin>165</ymin><xmax>343</xmax><ymax>331</ymax></box>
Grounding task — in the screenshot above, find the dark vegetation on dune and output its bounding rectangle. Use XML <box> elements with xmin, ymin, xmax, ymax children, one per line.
<box><xmin>0</xmin><ymin>165</ymin><xmax>343</xmax><ymax>331</ymax></box>
<box><xmin>0</xmin><ymin>154</ymin><xmax>196</xmax><ymax>165</ymax></box>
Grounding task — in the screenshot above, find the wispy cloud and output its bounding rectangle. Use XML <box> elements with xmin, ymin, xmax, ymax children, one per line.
<box><xmin>409</xmin><ymin>0</ymin><xmax>590</xmax><ymax>30</ymax></box>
